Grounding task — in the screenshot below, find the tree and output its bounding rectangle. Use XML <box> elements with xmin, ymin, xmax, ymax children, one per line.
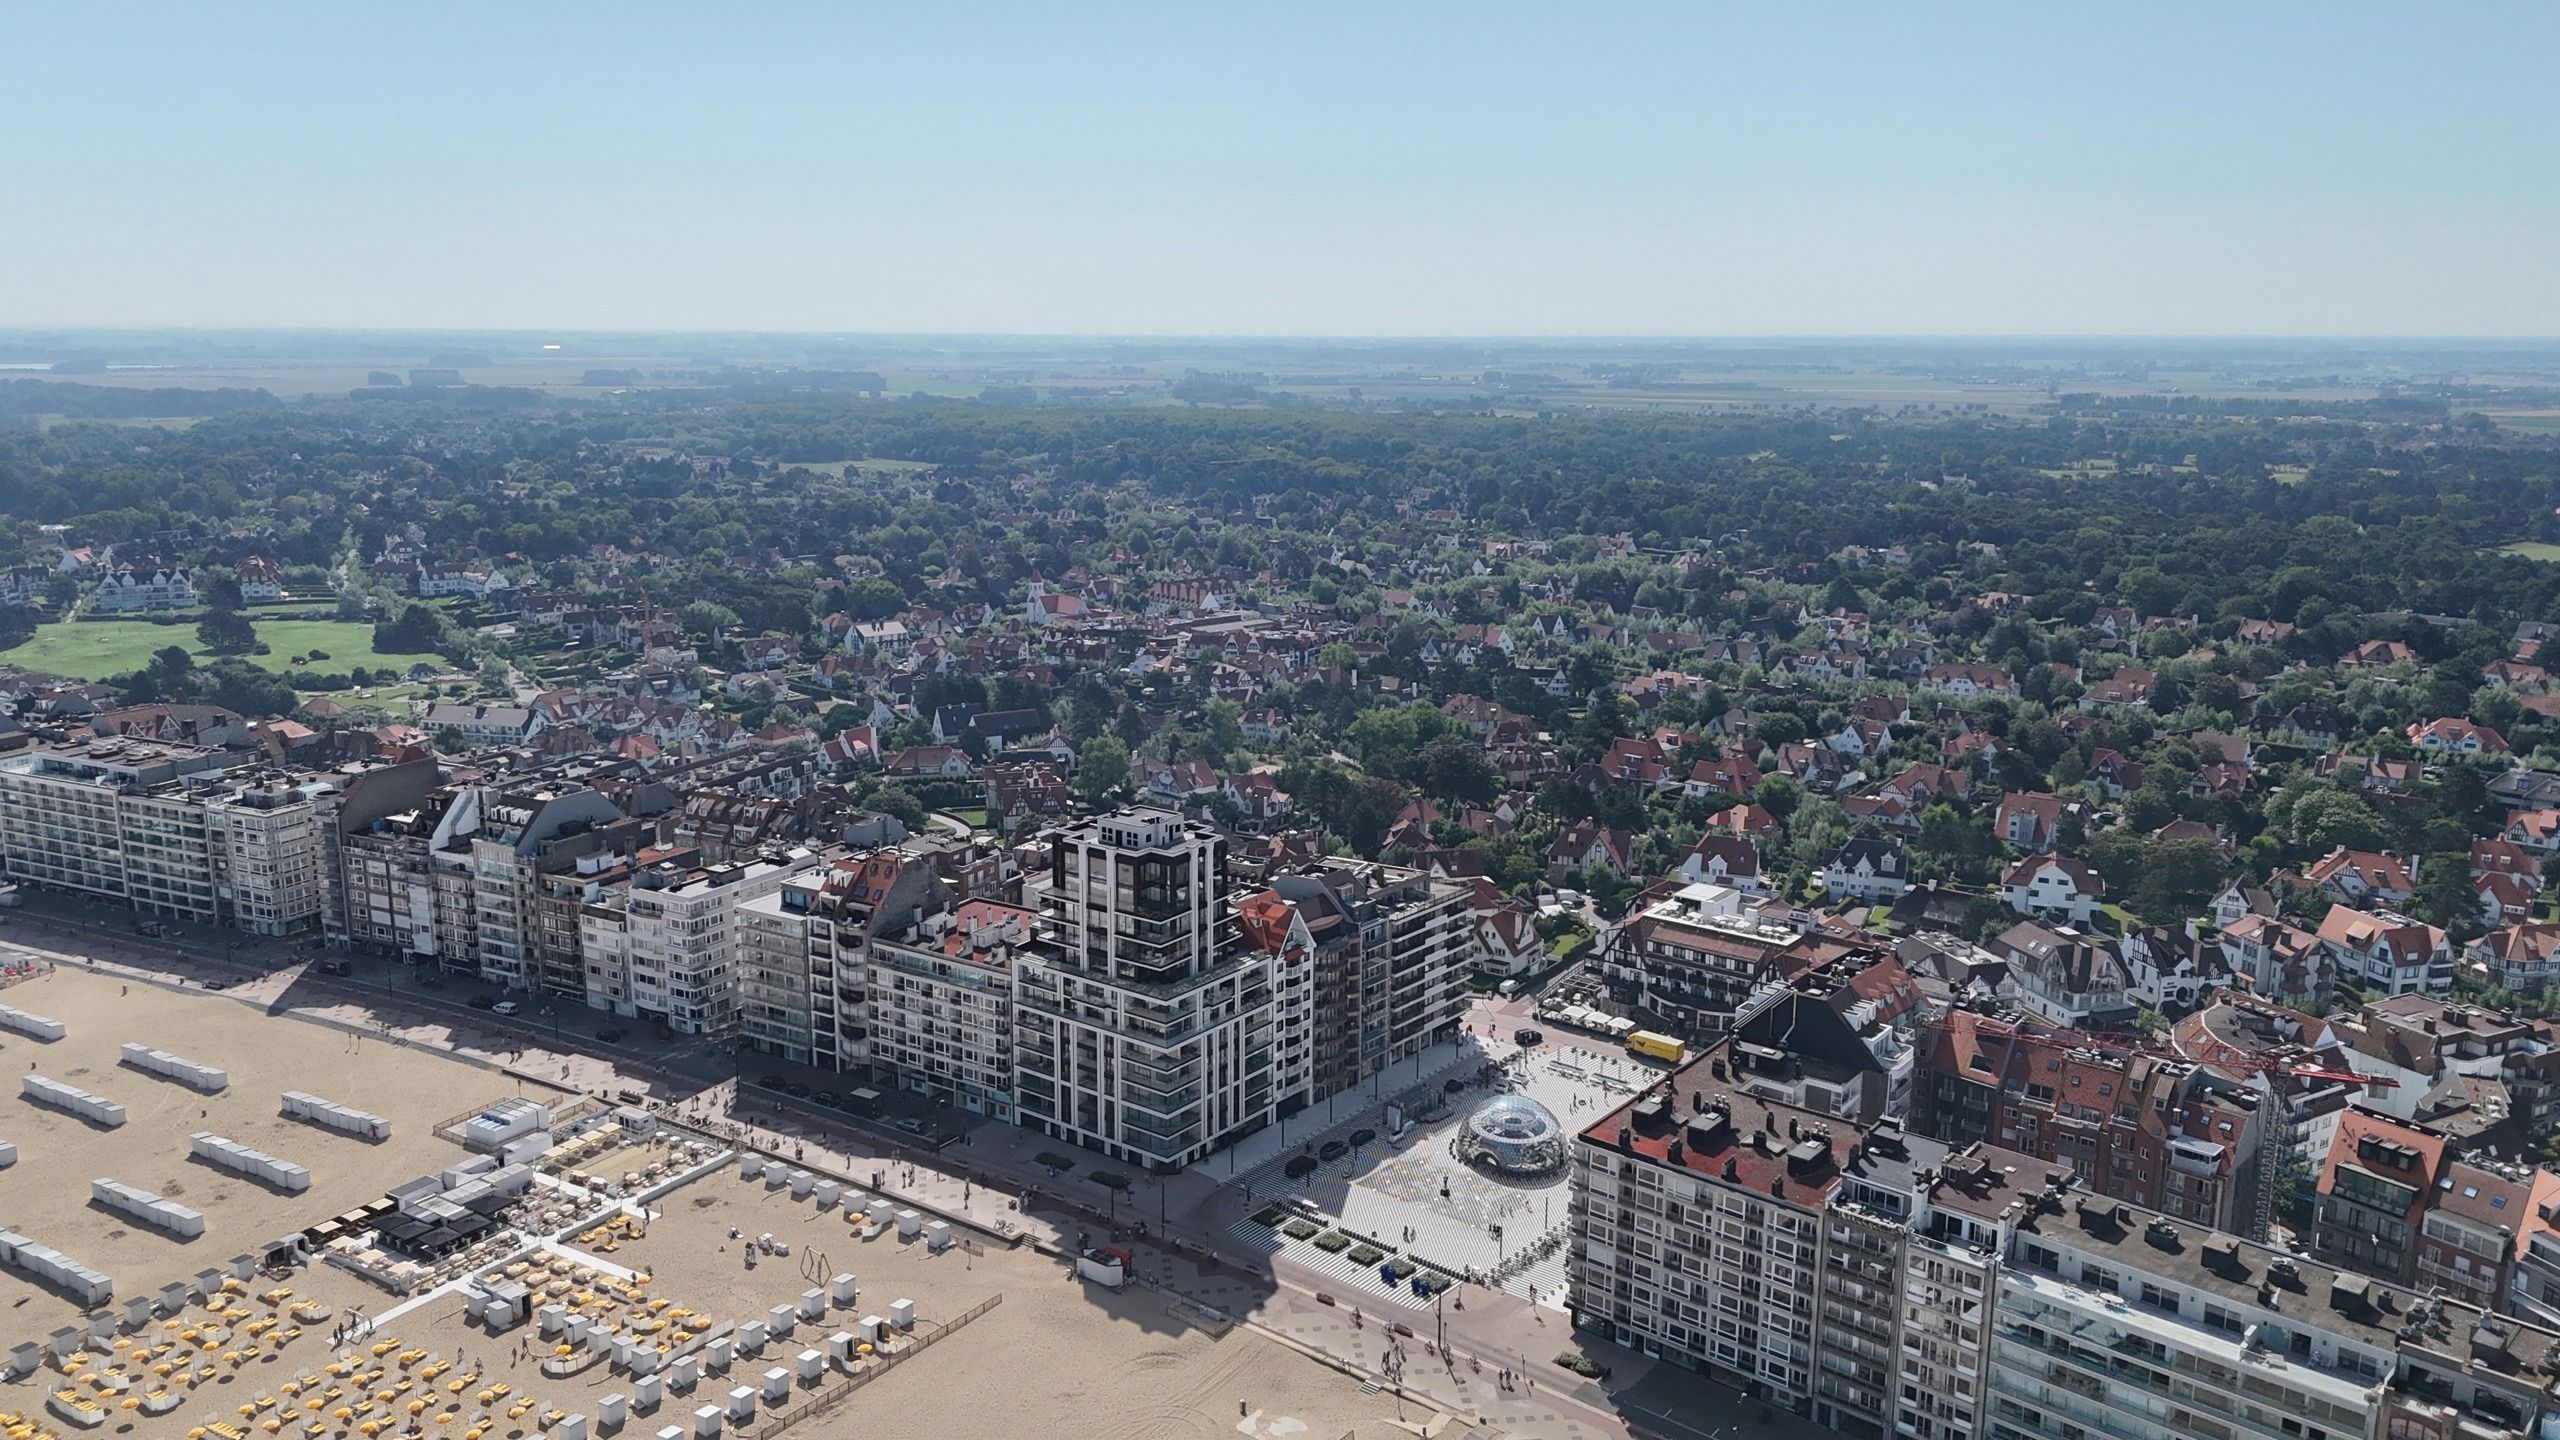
<box><xmin>1752</xmin><ymin>775</ymin><xmax>1804</xmax><ymax>824</ymax></box>
<box><xmin>1411</xmin><ymin>731</ymin><xmax>1497</xmax><ymax>806</ymax></box>
<box><xmin>865</xmin><ymin>783</ymin><xmax>928</xmax><ymax>834</ymax></box>
<box><xmin>374</xmin><ymin>603</ymin><xmax>449</xmax><ymax>656</ymax></box>
<box><xmin>2411</xmin><ymin>851</ymin><xmax>2480</xmax><ymax>934</ymax></box>
<box><xmin>679</xmin><ymin>600</ymin><xmax>741</xmax><ymax>637</ymax></box>
<box><xmin>2282</xmin><ymin>788</ymin><xmax>2387</xmax><ymax>856</ymax></box>
<box><xmin>1075</xmin><ymin>736</ymin><xmax>1130</xmax><ymax>809</ymax></box>
<box><xmin>195</xmin><ymin>609</ymin><xmax>257</xmax><ymax>654</ymax></box>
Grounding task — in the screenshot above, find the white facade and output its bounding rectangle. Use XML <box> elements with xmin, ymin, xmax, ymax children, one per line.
<box><xmin>91</xmin><ymin>566</ymin><xmax>196</xmax><ymax>613</ymax></box>
<box><xmin>583</xmin><ymin>849</ymin><xmax>818</xmax><ymax>1035</ymax></box>
<box><xmin>1013</xmin><ymin>808</ymin><xmax>1276</xmax><ymax>1171</ymax></box>
<box><xmin>868</xmin><ymin>904</ymin><xmax>1026</xmax><ymax>1121</ymax></box>
<box><xmin>0</xmin><ymin>742</ymin><xmax>327</xmax><ymax>935</ymax></box>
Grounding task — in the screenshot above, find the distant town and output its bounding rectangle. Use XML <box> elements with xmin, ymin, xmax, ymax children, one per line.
<box><xmin>5</xmin><ymin>344</ymin><xmax>2560</xmax><ymax>1440</ymax></box>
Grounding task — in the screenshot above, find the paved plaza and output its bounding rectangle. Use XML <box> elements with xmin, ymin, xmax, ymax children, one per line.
<box><xmin>1227</xmin><ymin>1036</ymin><xmax>1653</xmax><ymax>1311</ymax></box>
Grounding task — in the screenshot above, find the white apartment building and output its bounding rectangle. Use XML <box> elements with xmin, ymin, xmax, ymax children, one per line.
<box><xmin>1014</xmin><ymin>808</ymin><xmax>1277</xmax><ymax>1171</ymax></box>
<box><xmin>0</xmin><ymin>740</ymin><xmax>235</xmax><ymax>916</ymax></box>
<box><xmin>203</xmin><ymin>775</ymin><xmax>330</xmax><ymax>936</ymax></box>
<box><xmin>867</xmin><ymin>900</ymin><xmax>1030</xmax><ymax>1121</ymax></box>
<box><xmin>582</xmin><ymin>848</ymin><xmax>817</xmax><ymax>1036</ymax></box>
<box><xmin>1990</xmin><ymin>1198</ymin><xmax>2399</xmax><ymax>1440</ymax></box>
<box><xmin>1261</xmin><ymin>859</ymin><xmax>1470</xmax><ymax>1102</ymax></box>
<box><xmin>0</xmin><ymin>740</ymin><xmax>331</xmax><ymax>935</ymax></box>
<box><xmin>735</xmin><ymin>850</ymin><xmax>941</xmax><ymax>1071</ymax></box>
<box><xmin>91</xmin><ymin>564</ymin><xmax>196</xmax><ymax>613</ymax></box>
<box><xmin>1569</xmin><ymin>1076</ymin><xmax>1840</xmax><ymax>1413</ymax></box>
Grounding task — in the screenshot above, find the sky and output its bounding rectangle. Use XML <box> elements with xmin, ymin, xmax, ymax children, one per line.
<box><xmin>6</xmin><ymin>4</ymin><xmax>2555</xmax><ymax>337</ymax></box>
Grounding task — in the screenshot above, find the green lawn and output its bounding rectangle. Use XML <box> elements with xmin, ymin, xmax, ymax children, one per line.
<box><xmin>2497</xmin><ymin>542</ymin><xmax>2560</xmax><ymax>563</ymax></box>
<box><xmin>0</xmin><ymin>617</ymin><xmax>447</xmax><ymax>682</ymax></box>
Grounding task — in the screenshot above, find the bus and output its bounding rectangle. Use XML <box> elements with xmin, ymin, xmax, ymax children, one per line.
<box><xmin>1626</xmin><ymin>1030</ymin><xmax>1687</xmax><ymax>1064</ymax></box>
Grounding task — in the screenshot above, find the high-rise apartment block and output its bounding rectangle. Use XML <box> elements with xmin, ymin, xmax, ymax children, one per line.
<box><xmin>1014</xmin><ymin>807</ymin><xmax>1277</xmax><ymax>1171</ymax></box>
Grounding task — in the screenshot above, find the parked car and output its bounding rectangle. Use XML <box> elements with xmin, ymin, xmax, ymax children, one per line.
<box><xmin>596</xmin><ymin>1027</ymin><xmax>626</xmax><ymax>1043</ymax></box>
<box><xmin>1318</xmin><ymin>1140</ymin><xmax>1348</xmax><ymax>1162</ymax></box>
<box><xmin>1514</xmin><ymin>1027</ymin><xmax>1544</xmax><ymax>1046</ymax></box>
<box><xmin>1283</xmin><ymin>1155</ymin><xmax>1319</xmax><ymax>1179</ymax></box>
<box><xmin>894</xmin><ymin>1116</ymin><xmax>926</xmax><ymax>1134</ymax></box>
<box><xmin>491</xmin><ymin>1000</ymin><xmax>520</xmax><ymax>1017</ymax></box>
<box><xmin>467</xmin><ymin>995</ymin><xmax>498</xmax><ymax>1010</ymax></box>
<box><xmin>755</xmin><ymin>1075</ymin><xmax>789</xmax><ymax>1091</ymax></box>
<box><xmin>783</xmin><ymin>1082</ymin><xmax>810</xmax><ymax>1098</ymax></box>
<box><xmin>1350</xmin><ymin>1128</ymin><xmax>1377</xmax><ymax>1147</ymax></box>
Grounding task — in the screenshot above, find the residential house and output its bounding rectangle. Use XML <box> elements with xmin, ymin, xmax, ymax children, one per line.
<box><xmin>2316</xmin><ymin>904</ymin><xmax>2454</xmax><ymax>996</ymax></box>
<box><xmin>1821</xmin><ymin>837</ymin><xmax>1910</xmax><ymax>903</ymax></box>
<box><xmin>2409</xmin><ymin>717</ymin><xmax>2510</xmax><ymax>757</ymax></box>
<box><xmin>1547</xmin><ymin>820</ymin><xmax>1633</xmax><ymax>882</ymax></box>
<box><xmin>885</xmin><ymin>745</ymin><xmax>973</xmax><ymax>779</ymax></box>
<box><xmin>1999</xmin><ymin>854</ymin><xmax>2105</xmax><ymax>926</ymax></box>
<box><xmin>2308</xmin><ymin>847</ymin><xmax>2418</xmax><ymax>908</ymax></box>
<box><xmin>1997</xmin><ymin>922</ymin><xmax>2134</xmax><ymax>1029</ymax></box>
<box><xmin>1993</xmin><ymin>791</ymin><xmax>2082</xmax><ymax>850</ymax></box>
<box><xmin>92</xmin><ymin>563</ymin><xmax>196</xmax><ymax>613</ymax></box>
<box><xmin>1676</xmin><ymin>834</ymin><xmax>1764</xmax><ymax>895</ymax></box>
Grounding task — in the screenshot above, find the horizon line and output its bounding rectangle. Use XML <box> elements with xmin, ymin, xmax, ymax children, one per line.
<box><xmin>4</xmin><ymin>326</ymin><xmax>2560</xmax><ymax>347</ymax></box>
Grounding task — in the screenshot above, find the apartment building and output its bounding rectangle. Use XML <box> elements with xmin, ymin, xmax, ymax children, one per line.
<box><xmin>1600</xmin><ymin>880</ymin><xmax>1798</xmax><ymax>1035</ymax></box>
<box><xmin>319</xmin><ymin>759</ymin><xmax>444</xmax><ymax>954</ymax></box>
<box><xmin>580</xmin><ymin>847</ymin><xmax>818</xmax><ymax>1036</ymax></box>
<box><xmin>201</xmin><ymin>774</ymin><xmax>331</xmax><ymax>936</ymax></box>
<box><xmin>734</xmin><ymin>850</ymin><xmax>941</xmax><ymax>1070</ymax></box>
<box><xmin>1261</xmin><ymin>858</ymin><xmax>1469</xmax><ymax>1101</ymax></box>
<box><xmin>436</xmin><ymin>782</ymin><xmax>631</xmax><ymax>990</ymax></box>
<box><xmin>1013</xmin><ymin>807</ymin><xmax>1277</xmax><ymax>1171</ymax></box>
<box><xmin>90</xmin><ymin>563</ymin><xmax>196</xmax><ymax>613</ymax></box>
<box><xmin>1567</xmin><ymin>1056</ymin><xmax>1860</xmax><ymax>1415</ymax></box>
<box><xmin>0</xmin><ymin>739</ymin><xmax>239</xmax><ymax>917</ymax></box>
<box><xmin>1235</xmin><ymin>888</ymin><xmax>1319</xmax><ymax>1118</ymax></box>
<box><xmin>333</xmin><ymin>788</ymin><xmax>450</xmax><ymax>960</ymax></box>
<box><xmin>867</xmin><ymin>899</ymin><xmax>1031</xmax><ymax>1121</ymax></box>
<box><xmin>1725</xmin><ymin>940</ymin><xmax>1926</xmax><ymax>1125</ymax></box>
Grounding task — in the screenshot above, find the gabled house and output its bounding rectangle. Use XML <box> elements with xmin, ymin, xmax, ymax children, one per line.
<box><xmin>1999</xmin><ymin>853</ymin><xmax>2105</xmax><ymax>926</ymax></box>
<box><xmin>885</xmin><ymin>744</ymin><xmax>973</xmax><ymax>779</ymax></box>
<box><xmin>2408</xmin><ymin>717</ymin><xmax>2509</xmax><ymax>757</ymax></box>
<box><xmin>2306</xmin><ymin>847</ymin><xmax>2417</xmax><ymax>907</ymax></box>
<box><xmin>2470</xmin><ymin>922</ymin><xmax>2560</xmax><ymax>994</ymax></box>
<box><xmin>1996</xmin><ymin>921</ymin><xmax>2133</xmax><ymax>1029</ymax></box>
<box><xmin>1993</xmin><ymin>791</ymin><xmax>2082</xmax><ymax>850</ymax></box>
<box><xmin>1676</xmin><ymin>834</ymin><xmax>1765</xmax><ymax>894</ymax></box>
<box><xmin>1683</xmin><ymin>751</ymin><xmax>1762</xmax><ymax>799</ymax></box>
<box><xmin>1821</xmin><ymin>837</ymin><xmax>1909</xmax><ymax>903</ymax></box>
<box><xmin>1546</xmin><ymin>820</ymin><xmax>1633</xmax><ymax>882</ymax></box>
<box><xmin>2315</xmin><ymin>904</ymin><xmax>2453</xmax><ymax>996</ymax></box>
<box><xmin>2118</xmin><ymin>926</ymin><xmax>2221</xmax><ymax>1014</ymax></box>
<box><xmin>2218</xmin><ymin>913</ymin><xmax>2327</xmax><ymax>1002</ymax></box>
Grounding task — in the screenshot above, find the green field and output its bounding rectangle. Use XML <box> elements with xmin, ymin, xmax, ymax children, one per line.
<box><xmin>2497</xmin><ymin>542</ymin><xmax>2560</xmax><ymax>563</ymax></box>
<box><xmin>0</xmin><ymin>617</ymin><xmax>448</xmax><ymax>682</ymax></box>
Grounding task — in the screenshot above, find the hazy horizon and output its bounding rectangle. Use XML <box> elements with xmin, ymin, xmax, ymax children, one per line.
<box><xmin>11</xmin><ymin>4</ymin><xmax>2555</xmax><ymax>337</ymax></box>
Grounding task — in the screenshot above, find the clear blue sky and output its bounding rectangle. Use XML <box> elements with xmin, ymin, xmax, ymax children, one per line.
<box><xmin>7</xmin><ymin>4</ymin><xmax>2553</xmax><ymax>336</ymax></box>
